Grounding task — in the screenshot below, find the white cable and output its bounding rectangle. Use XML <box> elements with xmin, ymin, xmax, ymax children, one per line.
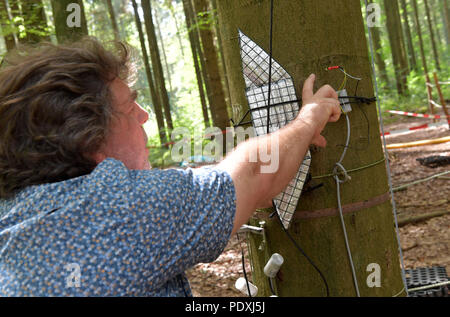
<box><xmin>364</xmin><ymin>0</ymin><xmax>409</xmax><ymax>296</ymax></box>
<box><xmin>333</xmin><ymin>113</ymin><xmax>360</xmax><ymax>297</ymax></box>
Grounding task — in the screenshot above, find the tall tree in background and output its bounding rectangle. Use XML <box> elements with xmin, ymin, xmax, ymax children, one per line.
<box><xmin>399</xmin><ymin>0</ymin><xmax>417</xmax><ymax>71</ymax></box>
<box><xmin>165</xmin><ymin>0</ymin><xmax>185</xmax><ymax>57</ymax></box>
<box><xmin>443</xmin><ymin>0</ymin><xmax>450</xmax><ymax>45</ymax></box>
<box><xmin>412</xmin><ymin>0</ymin><xmax>430</xmax><ymax>74</ymax></box>
<box><xmin>142</xmin><ymin>0</ymin><xmax>173</xmax><ymax>131</ymax></box>
<box><xmin>384</xmin><ymin>0</ymin><xmax>409</xmax><ymax>95</ymax></box>
<box><xmin>193</xmin><ymin>0</ymin><xmax>229</xmax><ymax>132</ymax></box>
<box><xmin>131</xmin><ymin>0</ymin><xmax>167</xmax><ymax>145</ymax></box>
<box><xmin>423</xmin><ymin>0</ymin><xmax>440</xmax><ymax>70</ymax></box>
<box><xmin>50</xmin><ymin>0</ymin><xmax>88</xmax><ymax>43</ymax></box>
<box><xmin>217</xmin><ymin>0</ymin><xmax>404</xmax><ymax>296</ymax></box>
<box><xmin>182</xmin><ymin>0</ymin><xmax>211</xmax><ymax>128</ymax></box>
<box><xmin>368</xmin><ymin>0</ymin><xmax>390</xmax><ymax>87</ymax></box>
<box><xmin>21</xmin><ymin>0</ymin><xmax>50</xmax><ymax>43</ymax></box>
<box><xmin>106</xmin><ymin>0</ymin><xmax>120</xmax><ymax>41</ymax></box>
<box><xmin>0</xmin><ymin>0</ymin><xmax>17</xmax><ymax>51</ymax></box>
<box><xmin>154</xmin><ymin>4</ymin><xmax>173</xmax><ymax>94</ymax></box>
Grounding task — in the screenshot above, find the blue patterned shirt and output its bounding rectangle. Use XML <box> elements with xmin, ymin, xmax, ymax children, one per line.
<box><xmin>0</xmin><ymin>158</ymin><xmax>236</xmax><ymax>296</ymax></box>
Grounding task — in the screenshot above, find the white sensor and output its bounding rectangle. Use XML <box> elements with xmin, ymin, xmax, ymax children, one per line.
<box><xmin>235</xmin><ymin>277</ymin><xmax>258</xmax><ymax>297</ymax></box>
<box><xmin>263</xmin><ymin>253</ymin><xmax>284</xmax><ymax>278</ymax></box>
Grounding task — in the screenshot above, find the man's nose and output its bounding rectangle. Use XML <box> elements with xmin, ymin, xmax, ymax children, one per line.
<box><xmin>136</xmin><ymin>103</ymin><xmax>149</xmax><ymax>124</ymax></box>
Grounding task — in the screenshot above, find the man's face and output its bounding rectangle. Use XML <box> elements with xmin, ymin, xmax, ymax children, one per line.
<box><xmin>94</xmin><ymin>78</ymin><xmax>151</xmax><ymax>170</ymax></box>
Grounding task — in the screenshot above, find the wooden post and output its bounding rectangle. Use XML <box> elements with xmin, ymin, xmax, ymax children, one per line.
<box><xmin>433</xmin><ymin>72</ymin><xmax>450</xmax><ymax>129</ymax></box>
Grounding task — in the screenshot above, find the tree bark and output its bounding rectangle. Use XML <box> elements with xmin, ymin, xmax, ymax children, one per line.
<box><xmin>182</xmin><ymin>0</ymin><xmax>211</xmax><ymax>128</ymax></box>
<box><xmin>399</xmin><ymin>0</ymin><xmax>417</xmax><ymax>71</ymax></box>
<box><xmin>50</xmin><ymin>0</ymin><xmax>88</xmax><ymax>43</ymax></box>
<box><xmin>193</xmin><ymin>0</ymin><xmax>230</xmax><ymax>132</ymax></box>
<box><xmin>131</xmin><ymin>0</ymin><xmax>167</xmax><ymax>145</ymax></box>
<box><xmin>384</xmin><ymin>0</ymin><xmax>409</xmax><ymax>95</ymax></box>
<box><xmin>423</xmin><ymin>0</ymin><xmax>440</xmax><ymax>70</ymax></box>
<box><xmin>142</xmin><ymin>0</ymin><xmax>174</xmax><ymax>131</ymax></box>
<box><xmin>21</xmin><ymin>0</ymin><xmax>50</xmax><ymax>43</ymax></box>
<box><xmin>217</xmin><ymin>0</ymin><xmax>404</xmax><ymax>297</ymax></box>
<box><xmin>106</xmin><ymin>0</ymin><xmax>120</xmax><ymax>41</ymax></box>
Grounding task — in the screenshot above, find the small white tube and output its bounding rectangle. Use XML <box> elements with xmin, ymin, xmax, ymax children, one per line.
<box><xmin>263</xmin><ymin>253</ymin><xmax>284</xmax><ymax>278</ymax></box>
<box><xmin>235</xmin><ymin>277</ymin><xmax>258</xmax><ymax>297</ymax></box>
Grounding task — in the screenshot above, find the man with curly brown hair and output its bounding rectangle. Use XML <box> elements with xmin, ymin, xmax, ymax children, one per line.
<box><xmin>0</xmin><ymin>38</ymin><xmax>340</xmax><ymax>296</ymax></box>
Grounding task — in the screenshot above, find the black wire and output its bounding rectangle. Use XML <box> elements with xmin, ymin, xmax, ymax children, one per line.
<box><xmin>237</xmin><ymin>233</ymin><xmax>252</xmax><ymax>297</ymax></box>
<box><xmin>272</xmin><ymin>200</ymin><xmax>330</xmax><ymax>297</ymax></box>
<box><xmin>266</xmin><ymin>0</ymin><xmax>274</xmax><ymax>135</ymax></box>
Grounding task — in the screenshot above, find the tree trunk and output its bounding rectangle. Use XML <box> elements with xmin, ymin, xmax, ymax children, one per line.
<box><xmin>154</xmin><ymin>4</ymin><xmax>173</xmax><ymax>95</ymax></box>
<box><xmin>423</xmin><ymin>0</ymin><xmax>440</xmax><ymax>70</ymax></box>
<box><xmin>182</xmin><ymin>0</ymin><xmax>211</xmax><ymax>128</ymax></box>
<box><xmin>217</xmin><ymin>0</ymin><xmax>404</xmax><ymax>297</ymax></box>
<box><xmin>106</xmin><ymin>0</ymin><xmax>120</xmax><ymax>41</ymax></box>
<box><xmin>443</xmin><ymin>0</ymin><xmax>450</xmax><ymax>45</ymax></box>
<box><xmin>131</xmin><ymin>0</ymin><xmax>167</xmax><ymax>145</ymax></box>
<box><xmin>193</xmin><ymin>0</ymin><xmax>230</xmax><ymax>132</ymax></box>
<box><xmin>50</xmin><ymin>0</ymin><xmax>88</xmax><ymax>43</ymax></box>
<box><xmin>165</xmin><ymin>0</ymin><xmax>185</xmax><ymax>57</ymax></box>
<box><xmin>368</xmin><ymin>0</ymin><xmax>390</xmax><ymax>88</ymax></box>
<box><xmin>142</xmin><ymin>0</ymin><xmax>174</xmax><ymax>131</ymax></box>
<box><xmin>384</xmin><ymin>0</ymin><xmax>409</xmax><ymax>95</ymax></box>
<box><xmin>411</xmin><ymin>0</ymin><xmax>429</xmax><ymax>74</ymax></box>
<box><xmin>210</xmin><ymin>0</ymin><xmax>232</xmax><ymax>113</ymax></box>
<box><xmin>399</xmin><ymin>0</ymin><xmax>417</xmax><ymax>71</ymax></box>
<box><xmin>21</xmin><ymin>0</ymin><xmax>50</xmax><ymax>43</ymax></box>
<box><xmin>0</xmin><ymin>0</ymin><xmax>16</xmax><ymax>51</ymax></box>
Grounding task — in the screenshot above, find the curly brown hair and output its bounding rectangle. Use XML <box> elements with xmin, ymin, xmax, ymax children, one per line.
<box><xmin>0</xmin><ymin>37</ymin><xmax>136</xmax><ymax>199</ymax></box>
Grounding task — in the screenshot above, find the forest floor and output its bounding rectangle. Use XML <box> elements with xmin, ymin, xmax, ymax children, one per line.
<box><xmin>186</xmin><ymin>114</ymin><xmax>450</xmax><ymax>297</ymax></box>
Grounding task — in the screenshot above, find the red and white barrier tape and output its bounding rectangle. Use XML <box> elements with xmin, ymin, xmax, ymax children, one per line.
<box><xmin>381</xmin><ymin>121</ymin><xmax>448</xmax><ymax>136</ymax></box>
<box><xmin>386</xmin><ymin>110</ymin><xmax>450</xmax><ymax>119</ymax></box>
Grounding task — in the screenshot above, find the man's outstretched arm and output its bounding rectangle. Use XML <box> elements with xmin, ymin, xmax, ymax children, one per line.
<box><xmin>218</xmin><ymin>74</ymin><xmax>341</xmax><ymax>235</ymax></box>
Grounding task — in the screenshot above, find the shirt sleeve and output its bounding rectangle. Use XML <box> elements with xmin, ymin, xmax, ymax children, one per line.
<box><xmin>128</xmin><ymin>166</ymin><xmax>236</xmax><ymax>289</ymax></box>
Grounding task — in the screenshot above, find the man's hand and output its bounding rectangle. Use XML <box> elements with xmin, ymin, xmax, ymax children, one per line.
<box><xmin>220</xmin><ymin>73</ymin><xmax>342</xmax><ymax>235</ymax></box>
<box><xmin>296</xmin><ymin>74</ymin><xmax>341</xmax><ymax>147</ymax></box>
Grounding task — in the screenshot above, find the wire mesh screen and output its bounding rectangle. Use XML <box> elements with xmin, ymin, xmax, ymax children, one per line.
<box><xmin>238</xmin><ymin>30</ymin><xmax>311</xmax><ymax>229</ymax></box>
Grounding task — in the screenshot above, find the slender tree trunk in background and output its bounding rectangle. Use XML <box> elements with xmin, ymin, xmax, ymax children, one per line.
<box><xmin>424</xmin><ymin>0</ymin><xmax>440</xmax><ymax>70</ymax></box>
<box><xmin>412</xmin><ymin>0</ymin><xmax>429</xmax><ymax>74</ymax></box>
<box><xmin>142</xmin><ymin>0</ymin><xmax>174</xmax><ymax>131</ymax></box>
<box><xmin>154</xmin><ymin>5</ymin><xmax>173</xmax><ymax>95</ymax></box>
<box><xmin>443</xmin><ymin>0</ymin><xmax>450</xmax><ymax>45</ymax></box>
<box><xmin>430</xmin><ymin>0</ymin><xmax>442</xmax><ymax>46</ymax></box>
<box><xmin>21</xmin><ymin>0</ymin><xmax>50</xmax><ymax>43</ymax></box>
<box><xmin>106</xmin><ymin>0</ymin><xmax>120</xmax><ymax>41</ymax></box>
<box><xmin>412</xmin><ymin>0</ymin><xmax>435</xmax><ymax>115</ymax></box>
<box><xmin>384</xmin><ymin>0</ymin><xmax>409</xmax><ymax>95</ymax></box>
<box><xmin>0</xmin><ymin>0</ymin><xmax>16</xmax><ymax>51</ymax></box>
<box><xmin>182</xmin><ymin>0</ymin><xmax>210</xmax><ymax>128</ymax></box>
<box><xmin>188</xmin><ymin>0</ymin><xmax>213</xmax><ymax>119</ymax></box>
<box><xmin>210</xmin><ymin>0</ymin><xmax>232</xmax><ymax>113</ymax></box>
<box><xmin>165</xmin><ymin>0</ymin><xmax>185</xmax><ymax>57</ymax></box>
<box><xmin>368</xmin><ymin>0</ymin><xmax>390</xmax><ymax>87</ymax></box>
<box><xmin>131</xmin><ymin>0</ymin><xmax>167</xmax><ymax>145</ymax></box>
<box><xmin>50</xmin><ymin>0</ymin><xmax>88</xmax><ymax>43</ymax></box>
<box><xmin>193</xmin><ymin>0</ymin><xmax>230</xmax><ymax>132</ymax></box>
<box><xmin>217</xmin><ymin>0</ymin><xmax>404</xmax><ymax>296</ymax></box>
<box><xmin>400</xmin><ymin>0</ymin><xmax>417</xmax><ymax>71</ymax></box>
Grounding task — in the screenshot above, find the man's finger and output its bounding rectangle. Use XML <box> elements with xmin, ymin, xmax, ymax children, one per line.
<box><xmin>301</xmin><ymin>74</ymin><xmax>315</xmax><ymax>101</ymax></box>
<box><xmin>315</xmin><ymin>84</ymin><xmax>338</xmax><ymax>99</ymax></box>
